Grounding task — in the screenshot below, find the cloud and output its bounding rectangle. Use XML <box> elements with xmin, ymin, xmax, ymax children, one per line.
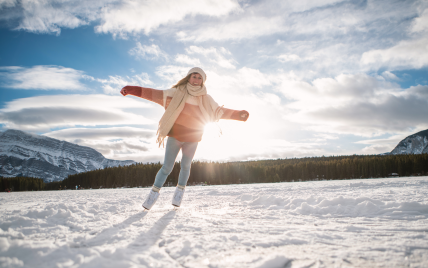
<box><xmin>360</xmin><ymin>6</ymin><xmax>428</xmax><ymax>71</ymax></box>
<box><xmin>59</xmin><ymin>137</ymin><xmax>157</xmax><ymax>161</ymax></box>
<box><xmin>361</xmin><ymin>37</ymin><xmax>428</xmax><ymax>71</ymax></box>
<box><xmin>381</xmin><ymin>71</ymin><xmax>399</xmax><ymax>81</ymax></box>
<box><xmin>361</xmin><ymin>144</ymin><xmax>392</xmax><ymax>155</ymax></box>
<box><xmin>307</xmin><ymin>96</ymin><xmax>428</xmax><ymax>134</ymax></box>
<box><xmin>0</xmin><ymin>0</ymin><xmax>117</xmax><ymax>35</ymax></box>
<box><xmin>0</xmin><ymin>65</ymin><xmax>87</xmax><ymax>90</ymax></box>
<box><xmin>0</xmin><ymin>0</ymin><xmax>17</xmax><ymax>8</ymax></box>
<box><xmin>1</xmin><ymin>94</ymin><xmax>152</xmax><ymax>112</ymax></box>
<box><xmin>411</xmin><ymin>7</ymin><xmax>428</xmax><ymax>33</ymax></box>
<box><xmin>404</xmin><ymin>85</ymin><xmax>428</xmax><ymax>98</ymax></box>
<box><xmin>0</xmin><ymin>65</ymin><xmax>154</xmax><ymax>94</ymax></box>
<box><xmin>129</xmin><ymin>42</ymin><xmax>168</xmax><ymax>61</ymax></box>
<box><xmin>278</xmin><ymin>54</ymin><xmax>303</xmax><ymax>62</ymax></box>
<box><xmin>0</xmin><ymin>107</ymin><xmax>150</xmax><ymax>131</ymax></box>
<box><xmin>175</xmin><ymin>0</ymin><xmax>409</xmax><ymax>42</ymax></box>
<box><xmin>95</xmin><ymin>0</ymin><xmax>241</xmax><ymax>38</ymax></box>
<box><xmin>170</xmin><ymin>0</ymin><xmax>423</xmax><ymax>80</ymax></box>
<box><xmin>155</xmin><ymin>65</ymin><xmax>193</xmax><ymax>85</ymax></box>
<box><xmin>177</xmin><ymin>15</ymin><xmax>285</xmax><ymax>42</ymax></box>
<box><xmin>185</xmin><ymin>46</ymin><xmax>236</xmax><ymax>69</ymax></box>
<box><xmin>95</xmin><ymin>73</ymin><xmax>154</xmax><ymax>94</ymax></box>
<box><xmin>312</xmin><ymin>133</ymin><xmax>339</xmax><ymax>142</ymax></box>
<box><xmin>278</xmin><ymin>73</ymin><xmax>428</xmax><ymax>136</ymax></box>
<box><xmin>355</xmin><ymin>134</ymin><xmax>411</xmax><ymax>154</ymax></box>
<box><xmin>2</xmin><ymin>0</ymin><xmax>355</xmax><ymax>40</ymax></box>
<box><xmin>175</xmin><ymin>54</ymin><xmax>201</xmax><ymax>66</ymax></box>
<box><xmin>43</xmin><ymin>127</ymin><xmax>167</xmax><ymax>162</ymax></box>
<box><xmin>191</xmin><ymin>66</ymin><xmax>271</xmax><ymax>97</ymax></box>
<box><xmin>1</xmin><ymin>0</ymin><xmax>424</xmax><ymax>82</ymax></box>
<box><xmin>0</xmin><ymin>107</ymin><xmax>130</xmax><ymax>128</ymax></box>
<box><xmin>45</xmin><ymin>127</ymin><xmax>155</xmax><ymax>140</ymax></box>
<box><xmin>0</xmin><ymin>0</ymin><xmax>240</xmax><ymax>37</ymax></box>
<box><xmin>175</xmin><ymin>0</ymin><xmax>355</xmax><ymax>41</ymax></box>
<box><xmin>43</xmin><ymin>127</ymin><xmax>157</xmax><ymax>159</ymax></box>
<box><xmin>0</xmin><ymin>94</ymin><xmax>154</xmax><ymax>131</ymax></box>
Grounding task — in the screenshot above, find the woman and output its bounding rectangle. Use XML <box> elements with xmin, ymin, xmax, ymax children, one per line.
<box><xmin>120</xmin><ymin>67</ymin><xmax>249</xmax><ymax>210</ymax></box>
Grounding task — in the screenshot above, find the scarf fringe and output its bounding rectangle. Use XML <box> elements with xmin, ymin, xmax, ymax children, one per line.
<box><xmin>156</xmin><ymin>128</ymin><xmax>166</xmax><ymax>148</ymax></box>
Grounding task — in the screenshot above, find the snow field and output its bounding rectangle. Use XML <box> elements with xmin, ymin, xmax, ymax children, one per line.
<box><xmin>1</xmin><ymin>177</ymin><xmax>428</xmax><ymax>267</ymax></box>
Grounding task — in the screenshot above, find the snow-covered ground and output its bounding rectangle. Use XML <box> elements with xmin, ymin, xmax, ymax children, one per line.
<box><xmin>1</xmin><ymin>177</ymin><xmax>428</xmax><ymax>268</ymax></box>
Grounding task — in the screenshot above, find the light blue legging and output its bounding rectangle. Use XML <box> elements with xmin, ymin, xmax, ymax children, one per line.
<box><xmin>153</xmin><ymin>137</ymin><xmax>198</xmax><ymax>189</ymax></box>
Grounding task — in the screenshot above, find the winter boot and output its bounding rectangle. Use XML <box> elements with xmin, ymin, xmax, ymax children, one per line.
<box><xmin>172</xmin><ymin>185</ymin><xmax>185</xmax><ymax>207</ymax></box>
<box><xmin>142</xmin><ymin>186</ymin><xmax>160</xmax><ymax>210</ymax></box>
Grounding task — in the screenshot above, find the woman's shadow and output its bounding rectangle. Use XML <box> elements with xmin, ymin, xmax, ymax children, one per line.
<box><xmin>79</xmin><ymin>210</ymin><xmax>148</xmax><ymax>248</ymax></box>
<box><xmin>79</xmin><ymin>210</ymin><xmax>176</xmax><ymax>249</ymax></box>
<box><xmin>128</xmin><ymin>210</ymin><xmax>177</xmax><ymax>249</ymax></box>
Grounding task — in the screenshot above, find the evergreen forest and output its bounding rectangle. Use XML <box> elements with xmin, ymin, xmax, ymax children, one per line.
<box><xmin>1</xmin><ymin>154</ymin><xmax>427</xmax><ymax>192</ymax></box>
<box><xmin>0</xmin><ymin>176</ymin><xmax>45</xmax><ymax>192</ymax></box>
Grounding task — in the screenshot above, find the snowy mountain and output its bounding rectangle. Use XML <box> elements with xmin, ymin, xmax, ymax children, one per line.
<box><xmin>390</xmin><ymin>129</ymin><xmax>428</xmax><ymax>155</ymax></box>
<box><xmin>0</xmin><ymin>129</ymin><xmax>135</xmax><ymax>182</ymax></box>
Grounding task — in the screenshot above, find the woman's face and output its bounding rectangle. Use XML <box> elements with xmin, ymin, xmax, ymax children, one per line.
<box><xmin>188</xmin><ymin>73</ymin><xmax>203</xmax><ymax>87</ymax></box>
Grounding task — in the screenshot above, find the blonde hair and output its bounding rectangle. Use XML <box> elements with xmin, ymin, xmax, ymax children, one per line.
<box><xmin>172</xmin><ymin>73</ymin><xmax>204</xmax><ymax>88</ymax></box>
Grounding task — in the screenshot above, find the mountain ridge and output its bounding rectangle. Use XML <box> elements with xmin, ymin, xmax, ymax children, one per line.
<box><xmin>390</xmin><ymin>129</ymin><xmax>428</xmax><ymax>155</ymax></box>
<box><xmin>0</xmin><ymin>129</ymin><xmax>135</xmax><ymax>182</ymax></box>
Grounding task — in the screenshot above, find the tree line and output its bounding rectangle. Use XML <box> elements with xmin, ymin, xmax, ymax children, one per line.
<box><xmin>45</xmin><ymin>154</ymin><xmax>428</xmax><ymax>190</ymax></box>
<box><xmin>2</xmin><ymin>154</ymin><xmax>427</xmax><ymax>192</ymax></box>
<box><xmin>0</xmin><ymin>176</ymin><xmax>45</xmax><ymax>192</ymax></box>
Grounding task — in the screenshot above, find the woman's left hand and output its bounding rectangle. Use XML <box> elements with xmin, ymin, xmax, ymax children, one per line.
<box><xmin>240</xmin><ymin>110</ymin><xmax>249</xmax><ymax>121</ymax></box>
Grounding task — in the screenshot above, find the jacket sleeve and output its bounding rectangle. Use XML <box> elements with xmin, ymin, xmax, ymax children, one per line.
<box><xmin>206</xmin><ymin>94</ymin><xmax>249</xmax><ymax>122</ymax></box>
<box><xmin>122</xmin><ymin>86</ymin><xmax>164</xmax><ymax>106</ymax></box>
<box><xmin>221</xmin><ymin>108</ymin><xmax>249</xmax><ymax>122</ymax></box>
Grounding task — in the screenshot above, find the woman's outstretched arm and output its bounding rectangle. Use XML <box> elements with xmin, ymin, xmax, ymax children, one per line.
<box><xmin>120</xmin><ymin>86</ymin><xmax>164</xmax><ymax>106</ymax></box>
<box><xmin>221</xmin><ymin>108</ymin><xmax>249</xmax><ymax>122</ymax></box>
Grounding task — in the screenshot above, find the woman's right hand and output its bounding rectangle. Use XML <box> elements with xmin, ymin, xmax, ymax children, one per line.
<box><xmin>240</xmin><ymin>110</ymin><xmax>249</xmax><ymax>121</ymax></box>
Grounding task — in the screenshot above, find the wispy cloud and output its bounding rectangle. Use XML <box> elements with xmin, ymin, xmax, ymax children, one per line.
<box><xmin>129</xmin><ymin>42</ymin><xmax>168</xmax><ymax>61</ymax></box>
<box><xmin>278</xmin><ymin>54</ymin><xmax>304</xmax><ymax>63</ymax></box>
<box><xmin>0</xmin><ymin>0</ymin><xmax>240</xmax><ymax>37</ymax></box>
<box><xmin>185</xmin><ymin>46</ymin><xmax>236</xmax><ymax>69</ymax></box>
<box><xmin>1</xmin><ymin>94</ymin><xmax>151</xmax><ymax>112</ymax></box>
<box><xmin>0</xmin><ymin>0</ymin><xmax>116</xmax><ymax>35</ymax></box>
<box><xmin>0</xmin><ymin>0</ymin><xmax>17</xmax><ymax>8</ymax></box>
<box><xmin>155</xmin><ymin>65</ymin><xmax>194</xmax><ymax>85</ymax></box>
<box><xmin>0</xmin><ymin>65</ymin><xmax>87</xmax><ymax>90</ymax></box>
<box><xmin>95</xmin><ymin>73</ymin><xmax>154</xmax><ymax>94</ymax></box>
<box><xmin>45</xmin><ymin>126</ymin><xmax>155</xmax><ymax>140</ymax></box>
<box><xmin>177</xmin><ymin>15</ymin><xmax>285</xmax><ymax>42</ymax></box>
<box><xmin>95</xmin><ymin>0</ymin><xmax>241</xmax><ymax>38</ymax></box>
<box><xmin>175</xmin><ymin>54</ymin><xmax>201</xmax><ymax>66</ymax></box>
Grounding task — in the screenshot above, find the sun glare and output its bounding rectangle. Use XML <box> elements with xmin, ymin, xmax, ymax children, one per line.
<box><xmin>197</xmin><ymin>122</ymin><xmax>250</xmax><ymax>161</ymax></box>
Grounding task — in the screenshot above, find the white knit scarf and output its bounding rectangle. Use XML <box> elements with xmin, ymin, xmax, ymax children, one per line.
<box><xmin>156</xmin><ymin>82</ymin><xmax>223</xmax><ymax>147</ymax></box>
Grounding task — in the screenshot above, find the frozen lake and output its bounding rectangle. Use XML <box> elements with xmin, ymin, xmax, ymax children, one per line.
<box><xmin>1</xmin><ymin>177</ymin><xmax>428</xmax><ymax>267</ymax></box>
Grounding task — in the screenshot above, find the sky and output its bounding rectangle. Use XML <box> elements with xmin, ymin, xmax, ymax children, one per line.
<box><xmin>0</xmin><ymin>0</ymin><xmax>427</xmax><ymax>163</ymax></box>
